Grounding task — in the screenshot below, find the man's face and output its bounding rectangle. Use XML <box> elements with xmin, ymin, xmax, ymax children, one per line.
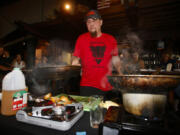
<box><xmin>86</xmin><ymin>18</ymin><xmax>102</xmax><ymax>37</ymax></box>
<box><xmin>133</xmin><ymin>53</ymin><xmax>139</xmax><ymax>61</ymax></box>
<box><xmin>16</xmin><ymin>54</ymin><xmax>21</xmax><ymax>61</ymax></box>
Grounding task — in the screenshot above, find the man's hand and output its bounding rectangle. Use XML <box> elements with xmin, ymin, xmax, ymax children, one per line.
<box><xmin>112</xmin><ymin>56</ymin><xmax>123</xmax><ymax>75</ymax></box>
<box><xmin>72</xmin><ymin>56</ymin><xmax>81</xmax><ymax>66</ymax></box>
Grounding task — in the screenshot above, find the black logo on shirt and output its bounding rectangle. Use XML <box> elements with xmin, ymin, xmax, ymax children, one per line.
<box><xmin>90</xmin><ymin>45</ymin><xmax>106</xmax><ymax>64</ymax></box>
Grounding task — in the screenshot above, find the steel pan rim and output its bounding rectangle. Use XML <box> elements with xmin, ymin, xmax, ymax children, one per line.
<box><xmin>109</xmin><ymin>74</ymin><xmax>180</xmax><ymax>78</ymax></box>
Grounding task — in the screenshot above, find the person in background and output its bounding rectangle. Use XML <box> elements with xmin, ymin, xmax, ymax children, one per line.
<box><xmin>72</xmin><ymin>10</ymin><xmax>122</xmax><ymax>96</ymax></box>
<box><xmin>3</xmin><ymin>49</ymin><xmax>13</xmax><ymax>67</ymax></box>
<box><xmin>119</xmin><ymin>48</ymin><xmax>132</xmax><ymax>74</ymax></box>
<box><xmin>12</xmin><ymin>54</ymin><xmax>26</xmax><ymax>70</ymax></box>
<box><xmin>35</xmin><ymin>54</ymin><xmax>48</xmax><ymax>66</ymax></box>
<box><xmin>160</xmin><ymin>52</ymin><xmax>176</xmax><ymax>71</ymax></box>
<box><xmin>120</xmin><ymin>49</ymin><xmax>145</xmax><ymax>74</ymax></box>
<box><xmin>131</xmin><ymin>51</ymin><xmax>145</xmax><ymax>69</ymax></box>
<box><xmin>0</xmin><ymin>47</ymin><xmax>12</xmax><ymax>89</ymax></box>
<box><xmin>0</xmin><ymin>47</ymin><xmax>12</xmax><ymax>71</ymax></box>
<box><xmin>159</xmin><ymin>52</ymin><xmax>178</xmax><ymax>113</ymax></box>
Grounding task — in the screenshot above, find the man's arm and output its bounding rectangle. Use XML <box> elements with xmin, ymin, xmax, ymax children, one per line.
<box><xmin>112</xmin><ymin>56</ymin><xmax>123</xmax><ymax>75</ymax></box>
<box><xmin>72</xmin><ymin>56</ymin><xmax>81</xmax><ymax>66</ymax></box>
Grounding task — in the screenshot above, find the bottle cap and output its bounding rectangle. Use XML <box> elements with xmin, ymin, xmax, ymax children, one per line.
<box><xmin>14</xmin><ymin>67</ymin><xmax>20</xmax><ymax>70</ymax></box>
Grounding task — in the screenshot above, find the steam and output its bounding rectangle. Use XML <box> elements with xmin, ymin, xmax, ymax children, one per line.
<box><xmin>36</xmin><ymin>39</ymin><xmax>72</xmax><ymax>67</ymax></box>
<box><xmin>119</xmin><ymin>31</ymin><xmax>145</xmax><ymax>74</ymax></box>
<box><xmin>31</xmin><ymin>78</ymin><xmax>51</xmax><ymax>96</ymax></box>
<box><xmin>126</xmin><ymin>32</ymin><xmax>143</xmax><ymax>53</ymax></box>
<box><xmin>28</xmin><ymin>39</ymin><xmax>74</xmax><ymax>96</ymax></box>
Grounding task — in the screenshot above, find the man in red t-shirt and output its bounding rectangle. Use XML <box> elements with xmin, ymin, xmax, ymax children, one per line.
<box><xmin>72</xmin><ymin>10</ymin><xmax>122</xmax><ymax>96</ymax></box>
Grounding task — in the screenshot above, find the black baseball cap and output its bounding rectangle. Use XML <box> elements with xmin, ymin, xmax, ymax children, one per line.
<box><xmin>84</xmin><ymin>10</ymin><xmax>102</xmax><ymax>21</ymax></box>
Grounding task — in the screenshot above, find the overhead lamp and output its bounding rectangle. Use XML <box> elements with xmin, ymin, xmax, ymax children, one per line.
<box><xmin>64</xmin><ymin>2</ymin><xmax>71</xmax><ymax>11</ymax></box>
<box><xmin>60</xmin><ymin>0</ymin><xmax>75</xmax><ymax>14</ymax></box>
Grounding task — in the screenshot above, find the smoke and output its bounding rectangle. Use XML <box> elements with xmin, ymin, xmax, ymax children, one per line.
<box><xmin>35</xmin><ymin>39</ymin><xmax>73</xmax><ymax>67</ymax></box>
<box><xmin>126</xmin><ymin>32</ymin><xmax>143</xmax><ymax>53</ymax></box>
<box><xmin>28</xmin><ymin>39</ymin><xmax>75</xmax><ymax>95</ymax></box>
<box><xmin>118</xmin><ymin>31</ymin><xmax>145</xmax><ymax>74</ymax></box>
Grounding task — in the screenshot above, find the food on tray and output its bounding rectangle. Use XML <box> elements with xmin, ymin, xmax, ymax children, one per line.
<box><xmin>26</xmin><ymin>102</ymin><xmax>83</xmax><ymax>121</ymax></box>
<box><xmin>24</xmin><ymin>94</ymin><xmax>83</xmax><ymax>121</ymax></box>
<box><xmin>70</xmin><ymin>95</ymin><xmax>102</xmax><ymax>111</ymax></box>
<box><xmin>44</xmin><ymin>92</ymin><xmax>52</xmax><ymax>100</ymax></box>
<box><xmin>59</xmin><ymin>96</ymin><xmax>69</xmax><ymax>102</ymax></box>
<box><xmin>59</xmin><ymin>96</ymin><xmax>72</xmax><ymax>105</ymax></box>
<box><xmin>50</xmin><ymin>96</ymin><xmax>60</xmax><ymax>103</ymax></box>
<box><xmin>35</xmin><ymin>98</ymin><xmax>44</xmax><ymax>103</ymax></box>
<box><xmin>47</xmin><ymin>94</ymin><xmax>73</xmax><ymax>105</ymax></box>
<box><xmin>53</xmin><ymin>105</ymin><xmax>65</xmax><ymax>115</ymax></box>
<box><xmin>99</xmin><ymin>100</ymin><xmax>119</xmax><ymax>109</ymax></box>
<box><xmin>34</xmin><ymin>99</ymin><xmax>53</xmax><ymax>107</ymax></box>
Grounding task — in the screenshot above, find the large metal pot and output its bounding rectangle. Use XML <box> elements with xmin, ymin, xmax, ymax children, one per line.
<box><xmin>122</xmin><ymin>93</ymin><xmax>167</xmax><ymax>118</ymax></box>
<box><xmin>108</xmin><ymin>74</ymin><xmax>180</xmax><ymax>118</ymax></box>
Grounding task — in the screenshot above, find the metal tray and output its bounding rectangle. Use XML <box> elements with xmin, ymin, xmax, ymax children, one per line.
<box><xmin>16</xmin><ymin>103</ymin><xmax>84</xmax><ymax>131</ymax></box>
<box><xmin>16</xmin><ymin>106</ymin><xmax>84</xmax><ymax>131</ymax></box>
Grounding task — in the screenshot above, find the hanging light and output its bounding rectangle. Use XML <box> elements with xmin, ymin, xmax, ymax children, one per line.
<box><xmin>60</xmin><ymin>0</ymin><xmax>75</xmax><ymax>14</ymax></box>
<box><xmin>64</xmin><ymin>2</ymin><xmax>71</xmax><ymax>11</ymax></box>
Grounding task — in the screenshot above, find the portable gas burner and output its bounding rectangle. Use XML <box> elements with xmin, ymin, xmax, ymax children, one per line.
<box><xmin>16</xmin><ymin>102</ymin><xmax>84</xmax><ymax>131</ymax></box>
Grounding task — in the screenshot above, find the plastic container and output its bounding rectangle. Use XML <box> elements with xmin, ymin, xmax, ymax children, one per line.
<box><xmin>1</xmin><ymin>68</ymin><xmax>28</xmax><ymax>116</ymax></box>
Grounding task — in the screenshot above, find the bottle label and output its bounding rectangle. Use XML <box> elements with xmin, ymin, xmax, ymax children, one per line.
<box><xmin>12</xmin><ymin>90</ymin><xmax>27</xmax><ymax>111</ymax></box>
<box><xmin>166</xmin><ymin>63</ymin><xmax>172</xmax><ymax>71</ymax></box>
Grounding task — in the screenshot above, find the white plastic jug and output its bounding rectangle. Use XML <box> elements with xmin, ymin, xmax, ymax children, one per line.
<box><xmin>1</xmin><ymin>68</ymin><xmax>28</xmax><ymax>116</ymax></box>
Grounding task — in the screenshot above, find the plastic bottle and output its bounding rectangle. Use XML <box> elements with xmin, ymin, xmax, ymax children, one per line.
<box><xmin>1</xmin><ymin>68</ymin><xmax>28</xmax><ymax>116</ymax></box>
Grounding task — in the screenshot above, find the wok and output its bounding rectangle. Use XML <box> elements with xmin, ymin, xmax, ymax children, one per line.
<box><xmin>25</xmin><ymin>65</ymin><xmax>81</xmax><ymax>80</ymax></box>
<box><xmin>24</xmin><ymin>65</ymin><xmax>81</xmax><ymax>96</ymax></box>
<box><xmin>108</xmin><ymin>74</ymin><xmax>180</xmax><ymax>118</ymax></box>
<box><xmin>108</xmin><ymin>74</ymin><xmax>180</xmax><ymax>93</ymax></box>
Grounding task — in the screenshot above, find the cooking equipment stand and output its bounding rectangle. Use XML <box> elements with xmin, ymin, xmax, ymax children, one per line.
<box><xmin>99</xmin><ymin>106</ymin><xmax>180</xmax><ymax>135</ymax></box>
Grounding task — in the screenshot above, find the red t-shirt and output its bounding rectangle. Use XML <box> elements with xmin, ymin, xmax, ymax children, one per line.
<box><xmin>73</xmin><ymin>32</ymin><xmax>118</xmax><ymax>91</ymax></box>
